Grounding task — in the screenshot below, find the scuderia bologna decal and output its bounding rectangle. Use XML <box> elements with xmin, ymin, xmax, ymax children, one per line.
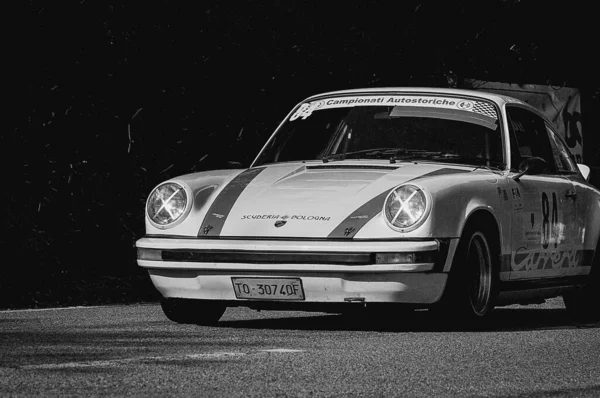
<box><xmin>290</xmin><ymin>95</ymin><xmax>499</xmax><ymax>123</ymax></box>
<box><xmin>240</xmin><ymin>214</ymin><xmax>331</xmax><ymax>221</ymax></box>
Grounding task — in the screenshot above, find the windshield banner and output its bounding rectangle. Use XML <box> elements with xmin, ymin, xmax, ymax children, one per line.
<box><xmin>290</xmin><ymin>95</ymin><xmax>498</xmax><ymax>123</ymax></box>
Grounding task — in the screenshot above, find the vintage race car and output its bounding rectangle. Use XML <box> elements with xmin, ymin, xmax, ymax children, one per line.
<box><xmin>136</xmin><ymin>87</ymin><xmax>600</xmax><ymax>325</ymax></box>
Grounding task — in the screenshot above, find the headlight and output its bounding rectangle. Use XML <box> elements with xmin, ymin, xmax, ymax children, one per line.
<box><xmin>146</xmin><ymin>182</ymin><xmax>191</xmax><ymax>228</ymax></box>
<box><xmin>383</xmin><ymin>184</ymin><xmax>430</xmax><ymax>231</ymax></box>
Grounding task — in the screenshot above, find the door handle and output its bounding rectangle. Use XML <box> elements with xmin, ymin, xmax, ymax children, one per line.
<box><xmin>565</xmin><ymin>190</ymin><xmax>577</xmax><ymax>199</ymax></box>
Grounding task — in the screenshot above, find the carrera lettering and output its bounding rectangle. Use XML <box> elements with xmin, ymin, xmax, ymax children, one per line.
<box><xmin>511</xmin><ymin>248</ymin><xmax>580</xmax><ymax>271</ymax></box>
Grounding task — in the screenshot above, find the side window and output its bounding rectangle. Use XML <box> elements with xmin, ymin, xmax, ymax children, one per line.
<box><xmin>546</xmin><ymin>125</ymin><xmax>578</xmax><ymax>174</ymax></box>
<box><xmin>506</xmin><ymin>106</ymin><xmax>557</xmax><ymax>173</ymax></box>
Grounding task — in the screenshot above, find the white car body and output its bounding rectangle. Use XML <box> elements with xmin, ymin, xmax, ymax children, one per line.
<box><xmin>136</xmin><ymin>87</ymin><xmax>600</xmax><ymax>322</ymax></box>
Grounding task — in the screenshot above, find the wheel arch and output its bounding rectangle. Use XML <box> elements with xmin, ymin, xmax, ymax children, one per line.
<box><xmin>450</xmin><ymin>207</ymin><xmax>502</xmax><ymax>274</ymax></box>
<box><xmin>434</xmin><ymin>207</ymin><xmax>502</xmax><ymax>317</ymax></box>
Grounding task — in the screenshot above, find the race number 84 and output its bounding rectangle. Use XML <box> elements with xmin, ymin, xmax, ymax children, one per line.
<box><xmin>541</xmin><ymin>192</ymin><xmax>558</xmax><ymax>249</ymax></box>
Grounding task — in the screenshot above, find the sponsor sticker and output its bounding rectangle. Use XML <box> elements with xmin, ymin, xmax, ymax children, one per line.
<box><xmin>241</xmin><ymin>214</ymin><xmax>331</xmax><ymax>222</ymax></box>
<box><xmin>344</xmin><ymin>226</ymin><xmax>356</xmax><ymax>236</ymax></box>
<box><xmin>511</xmin><ymin>187</ymin><xmax>523</xmax><ymax>212</ymax></box>
<box><xmin>289</xmin><ymin>95</ymin><xmax>498</xmax><ymax>121</ymax></box>
<box><xmin>524</xmin><ymin>228</ymin><xmax>541</xmax><ymax>243</ymax></box>
<box><xmin>513</xmin><ymin>201</ymin><xmax>524</xmax><ymax>212</ymax></box>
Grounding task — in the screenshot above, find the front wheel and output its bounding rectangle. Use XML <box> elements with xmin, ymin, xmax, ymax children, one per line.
<box><xmin>465</xmin><ymin>231</ymin><xmax>495</xmax><ymax>317</ymax></box>
<box><xmin>437</xmin><ymin>226</ymin><xmax>497</xmax><ymax>321</ymax></box>
<box><xmin>160</xmin><ymin>298</ymin><xmax>226</xmax><ymax>326</ymax></box>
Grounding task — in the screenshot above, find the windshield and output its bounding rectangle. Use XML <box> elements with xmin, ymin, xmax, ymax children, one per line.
<box><xmin>253</xmin><ymin>94</ymin><xmax>504</xmax><ymax>168</ymax></box>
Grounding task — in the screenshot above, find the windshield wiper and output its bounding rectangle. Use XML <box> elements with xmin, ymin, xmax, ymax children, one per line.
<box><xmin>322</xmin><ymin>148</ymin><xmax>388</xmax><ymax>163</ymax></box>
<box><xmin>428</xmin><ymin>153</ymin><xmax>506</xmax><ymax>170</ymax></box>
<box><xmin>321</xmin><ymin>149</ymin><xmax>505</xmax><ymax>169</ymax></box>
<box><xmin>322</xmin><ymin>148</ymin><xmax>440</xmax><ymax>163</ymax></box>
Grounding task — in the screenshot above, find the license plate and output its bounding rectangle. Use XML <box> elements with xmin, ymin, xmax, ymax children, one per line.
<box><xmin>231</xmin><ymin>278</ymin><xmax>305</xmax><ymax>300</ymax></box>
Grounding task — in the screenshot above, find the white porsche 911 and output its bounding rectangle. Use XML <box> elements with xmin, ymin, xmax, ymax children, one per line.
<box><xmin>136</xmin><ymin>87</ymin><xmax>600</xmax><ymax>325</ymax></box>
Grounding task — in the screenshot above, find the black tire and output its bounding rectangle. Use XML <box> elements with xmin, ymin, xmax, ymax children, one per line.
<box><xmin>437</xmin><ymin>225</ymin><xmax>498</xmax><ymax>321</ymax></box>
<box><xmin>160</xmin><ymin>298</ymin><xmax>226</xmax><ymax>326</ymax></box>
<box><xmin>562</xmin><ymin>240</ymin><xmax>600</xmax><ymax>323</ymax></box>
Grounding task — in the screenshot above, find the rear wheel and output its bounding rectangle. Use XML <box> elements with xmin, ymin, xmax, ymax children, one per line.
<box><xmin>437</xmin><ymin>225</ymin><xmax>497</xmax><ymax>321</ymax></box>
<box><xmin>562</xmin><ymin>240</ymin><xmax>600</xmax><ymax>322</ymax></box>
<box><xmin>160</xmin><ymin>298</ymin><xmax>226</xmax><ymax>326</ymax></box>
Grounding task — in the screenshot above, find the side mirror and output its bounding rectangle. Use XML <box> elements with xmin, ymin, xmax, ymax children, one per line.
<box><xmin>577</xmin><ymin>164</ymin><xmax>591</xmax><ymax>181</ymax></box>
<box><xmin>513</xmin><ymin>157</ymin><xmax>547</xmax><ymax>181</ymax></box>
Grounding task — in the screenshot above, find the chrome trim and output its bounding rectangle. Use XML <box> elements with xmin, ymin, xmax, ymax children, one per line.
<box><xmin>138</xmin><ymin>259</ymin><xmax>435</xmax><ymax>273</ymax></box>
<box><xmin>136</xmin><ymin>236</ymin><xmax>439</xmax><ymax>252</ymax></box>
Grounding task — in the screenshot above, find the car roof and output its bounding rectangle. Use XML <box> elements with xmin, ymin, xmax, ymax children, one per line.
<box><xmin>304</xmin><ymin>87</ymin><xmax>528</xmax><ymax>108</ymax></box>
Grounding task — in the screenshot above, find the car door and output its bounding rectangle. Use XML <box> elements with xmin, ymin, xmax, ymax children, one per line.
<box><xmin>506</xmin><ymin>106</ymin><xmax>577</xmax><ymax>280</ymax></box>
<box><xmin>545</xmin><ymin>124</ymin><xmax>590</xmax><ymax>276</ymax></box>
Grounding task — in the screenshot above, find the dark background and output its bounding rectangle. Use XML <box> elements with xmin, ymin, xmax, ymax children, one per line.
<box><xmin>6</xmin><ymin>1</ymin><xmax>600</xmax><ymax>309</ymax></box>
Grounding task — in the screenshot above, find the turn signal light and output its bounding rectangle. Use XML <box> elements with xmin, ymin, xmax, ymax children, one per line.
<box><xmin>375</xmin><ymin>252</ymin><xmax>434</xmax><ymax>264</ymax></box>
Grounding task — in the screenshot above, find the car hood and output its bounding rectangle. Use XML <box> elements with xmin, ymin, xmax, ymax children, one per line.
<box><xmin>196</xmin><ymin>161</ymin><xmax>470</xmax><ymax>238</ymax></box>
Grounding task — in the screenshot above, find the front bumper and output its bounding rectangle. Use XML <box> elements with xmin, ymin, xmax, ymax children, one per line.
<box><xmin>136</xmin><ymin>237</ymin><xmax>455</xmax><ymax>305</ymax></box>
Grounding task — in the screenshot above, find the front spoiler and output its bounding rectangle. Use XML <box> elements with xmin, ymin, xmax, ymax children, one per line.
<box><xmin>147</xmin><ymin>269</ymin><xmax>448</xmax><ymax>304</ymax></box>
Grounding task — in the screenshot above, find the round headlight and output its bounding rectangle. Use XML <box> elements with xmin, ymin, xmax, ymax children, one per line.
<box><xmin>146</xmin><ymin>182</ymin><xmax>190</xmax><ymax>228</ymax></box>
<box><xmin>383</xmin><ymin>184</ymin><xmax>430</xmax><ymax>231</ymax></box>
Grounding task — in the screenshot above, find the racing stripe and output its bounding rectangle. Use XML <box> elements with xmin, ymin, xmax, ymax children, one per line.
<box><xmin>327</xmin><ymin>190</ymin><xmax>391</xmax><ymax>238</ymax></box>
<box><xmin>328</xmin><ymin>168</ymin><xmax>469</xmax><ymax>238</ymax></box>
<box><xmin>197</xmin><ymin>168</ymin><xmax>265</xmax><ymax>237</ymax></box>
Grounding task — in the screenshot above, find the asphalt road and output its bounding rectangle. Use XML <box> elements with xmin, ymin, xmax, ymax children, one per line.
<box><xmin>1</xmin><ymin>298</ymin><xmax>599</xmax><ymax>397</ymax></box>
